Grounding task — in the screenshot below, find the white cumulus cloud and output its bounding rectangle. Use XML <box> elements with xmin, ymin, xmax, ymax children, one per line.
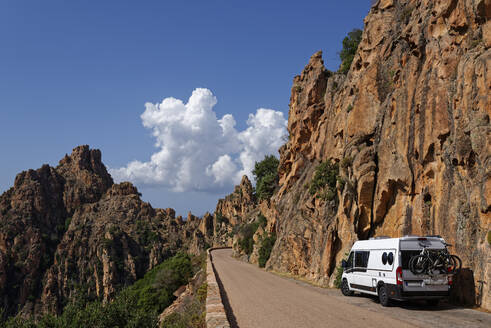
<box><xmin>110</xmin><ymin>88</ymin><xmax>287</xmax><ymax>192</ymax></box>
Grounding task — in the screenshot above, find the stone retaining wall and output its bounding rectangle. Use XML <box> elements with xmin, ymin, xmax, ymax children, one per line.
<box><xmin>206</xmin><ymin>248</ymin><xmax>231</xmax><ymax>328</ymax></box>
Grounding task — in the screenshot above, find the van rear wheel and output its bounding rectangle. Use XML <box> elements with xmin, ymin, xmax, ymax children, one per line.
<box><xmin>378</xmin><ymin>284</ymin><xmax>391</xmax><ymax>307</ymax></box>
<box><xmin>341</xmin><ymin>279</ymin><xmax>353</xmax><ymax>296</ymax></box>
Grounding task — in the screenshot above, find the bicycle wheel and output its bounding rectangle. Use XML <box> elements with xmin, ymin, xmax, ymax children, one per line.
<box><xmin>410</xmin><ymin>255</ymin><xmax>428</xmax><ymax>275</ymax></box>
<box><xmin>451</xmin><ymin>255</ymin><xmax>462</xmax><ymax>272</ymax></box>
<box><xmin>433</xmin><ymin>256</ymin><xmax>446</xmax><ymax>273</ymax></box>
<box><xmin>444</xmin><ymin>256</ymin><xmax>457</xmax><ymax>273</ymax></box>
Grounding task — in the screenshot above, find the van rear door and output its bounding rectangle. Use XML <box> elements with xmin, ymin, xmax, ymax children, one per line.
<box><xmin>399</xmin><ymin>238</ymin><xmax>449</xmax><ymax>294</ymax></box>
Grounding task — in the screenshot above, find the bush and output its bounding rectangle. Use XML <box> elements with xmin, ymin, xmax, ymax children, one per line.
<box><xmin>333</xmin><ymin>253</ymin><xmax>349</xmax><ymax>288</ymax></box>
<box><xmin>340</xmin><ymin>156</ymin><xmax>353</xmax><ymax>169</ymax></box>
<box><xmin>258</xmin><ymin>233</ymin><xmax>276</xmax><ymax>268</ymax></box>
<box><xmin>333</xmin><ymin>266</ymin><xmax>344</xmax><ymax>289</ymax></box>
<box><xmin>238</xmin><ymin>222</ymin><xmax>260</xmax><ymax>256</ymax></box>
<box><xmin>309</xmin><ymin>161</ymin><xmax>340</xmax><ymax>202</ymax></box>
<box><xmin>253</xmin><ymin>155</ymin><xmax>280</xmax><ymax>200</ymax></box>
<box><xmin>339</xmin><ymin>29</ymin><xmax>363</xmax><ymax>74</ymax></box>
<box><xmin>257</xmin><ymin>213</ymin><xmax>267</xmax><ymax>228</ymax></box>
<box><xmin>160</xmin><ymin>301</ymin><xmax>205</xmax><ymax>328</ymax></box>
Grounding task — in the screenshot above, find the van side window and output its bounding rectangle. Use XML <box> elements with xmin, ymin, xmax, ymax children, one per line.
<box><xmin>387</xmin><ymin>252</ymin><xmax>394</xmax><ymax>265</ymax></box>
<box><xmin>346</xmin><ymin>252</ymin><xmax>354</xmax><ymax>268</ymax></box>
<box><xmin>354</xmin><ymin>251</ymin><xmax>370</xmax><ymax>272</ymax></box>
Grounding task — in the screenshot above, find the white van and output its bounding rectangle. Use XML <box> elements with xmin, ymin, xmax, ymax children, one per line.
<box><xmin>340</xmin><ymin>236</ymin><xmax>452</xmax><ymax>306</ymax></box>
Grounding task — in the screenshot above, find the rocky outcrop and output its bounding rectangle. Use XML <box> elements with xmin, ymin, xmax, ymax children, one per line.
<box><xmin>212</xmin><ymin>176</ymin><xmax>257</xmax><ymax>246</ymax></box>
<box><xmin>263</xmin><ymin>0</ymin><xmax>490</xmax><ymax>310</ymax></box>
<box><xmin>0</xmin><ymin>146</ymin><xmax>207</xmax><ymax>319</ymax></box>
<box><xmin>215</xmin><ymin>176</ymin><xmax>255</xmax><ymax>226</ymax></box>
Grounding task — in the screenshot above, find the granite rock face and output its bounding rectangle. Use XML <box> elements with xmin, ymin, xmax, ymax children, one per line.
<box><xmin>0</xmin><ymin>146</ymin><xmax>206</xmax><ymax>319</ymax></box>
<box><xmin>213</xmin><ymin>176</ymin><xmax>257</xmax><ymax>246</ymax></box>
<box><xmin>265</xmin><ymin>0</ymin><xmax>490</xmax><ymax>309</ymax></box>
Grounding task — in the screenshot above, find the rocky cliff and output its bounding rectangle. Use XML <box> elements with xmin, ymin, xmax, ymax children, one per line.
<box><xmin>231</xmin><ymin>0</ymin><xmax>490</xmax><ymax>310</ymax></box>
<box><xmin>211</xmin><ymin>176</ymin><xmax>258</xmax><ymax>246</ymax></box>
<box><xmin>0</xmin><ymin>146</ymin><xmax>206</xmax><ymax>319</ymax></box>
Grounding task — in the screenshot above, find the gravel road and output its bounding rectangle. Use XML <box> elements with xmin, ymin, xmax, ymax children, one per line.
<box><xmin>212</xmin><ymin>248</ymin><xmax>490</xmax><ymax>328</ymax></box>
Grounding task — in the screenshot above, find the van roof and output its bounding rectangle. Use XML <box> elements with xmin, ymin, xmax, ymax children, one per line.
<box><xmin>351</xmin><ymin>236</ymin><xmax>445</xmax><ymax>250</ymax></box>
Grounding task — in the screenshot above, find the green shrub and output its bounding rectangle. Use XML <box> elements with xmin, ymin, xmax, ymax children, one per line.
<box><xmin>257</xmin><ymin>213</ymin><xmax>267</xmax><ymax>228</ymax></box>
<box><xmin>64</xmin><ymin>217</ymin><xmax>72</xmax><ymax>231</ymax></box>
<box><xmin>253</xmin><ymin>155</ymin><xmax>280</xmax><ymax>201</ymax></box>
<box><xmin>196</xmin><ymin>282</ymin><xmax>207</xmax><ymax>303</ymax></box>
<box><xmin>488</xmin><ymin>231</ymin><xmax>491</xmax><ymax>245</ymax></box>
<box><xmin>333</xmin><ymin>265</ymin><xmax>344</xmax><ymax>289</ymax></box>
<box><xmin>258</xmin><ymin>233</ymin><xmax>276</xmax><ymax>268</ymax></box>
<box><xmin>334</xmin><ymin>253</ymin><xmax>349</xmax><ymax>288</ymax></box>
<box><xmin>309</xmin><ymin>161</ymin><xmax>340</xmax><ymax>202</ymax></box>
<box><xmin>238</xmin><ymin>222</ymin><xmax>260</xmax><ymax>256</ymax></box>
<box><xmin>340</xmin><ymin>156</ymin><xmax>353</xmax><ymax>169</ymax></box>
<box><xmin>339</xmin><ymin>29</ymin><xmax>363</xmax><ymax>74</ymax></box>
<box><xmin>160</xmin><ymin>301</ymin><xmax>205</xmax><ymax>328</ymax></box>
<box><xmin>161</xmin><ymin>280</ymin><xmax>207</xmax><ymax>328</ymax></box>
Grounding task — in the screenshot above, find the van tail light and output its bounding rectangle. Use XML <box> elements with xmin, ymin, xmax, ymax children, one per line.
<box><xmin>448</xmin><ymin>275</ymin><xmax>453</xmax><ymax>286</ymax></box>
<box><xmin>396</xmin><ymin>266</ymin><xmax>403</xmax><ymax>285</ymax></box>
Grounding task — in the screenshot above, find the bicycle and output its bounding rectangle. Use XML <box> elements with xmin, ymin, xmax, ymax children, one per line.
<box><xmin>409</xmin><ymin>244</ymin><xmax>461</xmax><ymax>275</ymax></box>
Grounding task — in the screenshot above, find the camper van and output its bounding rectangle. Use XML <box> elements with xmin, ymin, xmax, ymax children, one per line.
<box><xmin>340</xmin><ymin>236</ymin><xmax>452</xmax><ymax>306</ymax></box>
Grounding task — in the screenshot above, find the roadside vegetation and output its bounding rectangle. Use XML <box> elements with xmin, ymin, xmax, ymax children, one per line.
<box><xmin>333</xmin><ymin>253</ymin><xmax>349</xmax><ymax>289</ymax></box>
<box><xmin>160</xmin><ymin>281</ymin><xmax>207</xmax><ymax>328</ymax></box>
<box><xmin>237</xmin><ymin>214</ymin><xmax>267</xmax><ymax>256</ymax></box>
<box><xmin>1</xmin><ymin>253</ymin><xmax>205</xmax><ymax>328</ymax></box>
<box><xmin>258</xmin><ymin>232</ymin><xmax>276</xmax><ymax>268</ymax></box>
<box><xmin>236</xmin><ymin>212</ymin><xmax>276</xmax><ymax>268</ymax></box>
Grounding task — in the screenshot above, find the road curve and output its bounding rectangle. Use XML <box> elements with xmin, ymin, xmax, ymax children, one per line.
<box><xmin>212</xmin><ymin>249</ymin><xmax>490</xmax><ymax>328</ymax></box>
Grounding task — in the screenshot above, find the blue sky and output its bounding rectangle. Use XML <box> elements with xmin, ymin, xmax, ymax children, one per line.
<box><xmin>0</xmin><ymin>0</ymin><xmax>372</xmax><ymax>216</ymax></box>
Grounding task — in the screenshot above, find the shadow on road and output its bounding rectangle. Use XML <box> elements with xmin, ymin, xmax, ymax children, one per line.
<box><xmin>212</xmin><ymin>258</ymin><xmax>240</xmax><ymax>328</ymax></box>
<box><xmin>352</xmin><ymin>293</ymin><xmax>471</xmax><ymax>312</ymax></box>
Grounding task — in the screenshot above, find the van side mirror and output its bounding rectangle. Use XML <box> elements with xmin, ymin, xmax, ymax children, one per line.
<box><xmin>341</xmin><ymin>260</ymin><xmax>347</xmax><ymax>268</ymax></box>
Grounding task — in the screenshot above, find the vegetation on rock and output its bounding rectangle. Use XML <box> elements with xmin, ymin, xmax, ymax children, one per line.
<box><xmin>253</xmin><ymin>155</ymin><xmax>279</xmax><ymax>200</ymax></box>
<box><xmin>338</xmin><ymin>29</ymin><xmax>362</xmax><ymax>74</ymax></box>
<box><xmin>160</xmin><ymin>281</ymin><xmax>207</xmax><ymax>328</ymax></box>
<box><xmin>237</xmin><ymin>213</ymin><xmax>268</xmax><ymax>256</ymax></box>
<box><xmin>334</xmin><ymin>253</ymin><xmax>349</xmax><ymax>289</ymax></box>
<box><xmin>309</xmin><ymin>161</ymin><xmax>340</xmax><ymax>202</ymax></box>
<box><xmin>238</xmin><ymin>221</ymin><xmax>261</xmax><ymax>256</ymax></box>
<box><xmin>258</xmin><ymin>232</ymin><xmax>276</xmax><ymax>268</ymax></box>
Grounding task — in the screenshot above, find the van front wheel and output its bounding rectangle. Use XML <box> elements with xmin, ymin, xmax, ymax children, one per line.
<box><xmin>341</xmin><ymin>279</ymin><xmax>353</xmax><ymax>296</ymax></box>
<box><xmin>378</xmin><ymin>284</ymin><xmax>391</xmax><ymax>307</ymax></box>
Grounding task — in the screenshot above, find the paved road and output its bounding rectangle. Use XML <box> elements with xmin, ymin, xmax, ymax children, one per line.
<box><xmin>212</xmin><ymin>249</ymin><xmax>490</xmax><ymax>328</ymax></box>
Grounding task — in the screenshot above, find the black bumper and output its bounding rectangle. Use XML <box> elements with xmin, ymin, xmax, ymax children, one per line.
<box><xmin>385</xmin><ymin>284</ymin><xmax>449</xmax><ymax>300</ymax></box>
